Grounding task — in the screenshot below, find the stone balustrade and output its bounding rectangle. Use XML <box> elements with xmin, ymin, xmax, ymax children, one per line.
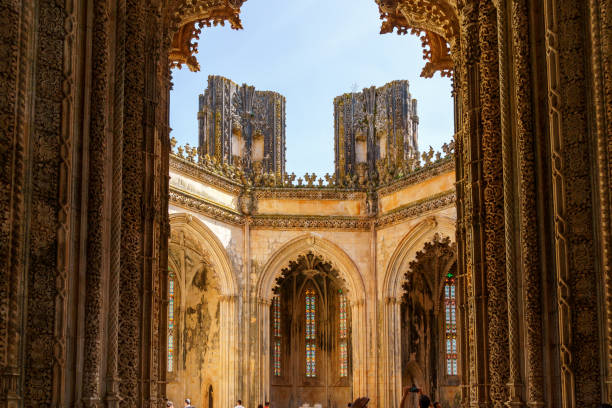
<box><xmin>170</xmin><ymin>136</ymin><xmax>455</xmax><ymax>190</ymax></box>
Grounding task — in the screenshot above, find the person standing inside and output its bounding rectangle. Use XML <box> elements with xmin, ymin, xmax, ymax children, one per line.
<box><xmin>400</xmin><ymin>386</ymin><xmax>432</xmax><ymax>408</ymax></box>
<box><xmin>234</xmin><ymin>400</ymin><xmax>245</xmax><ymax>408</ymax></box>
<box><xmin>184</xmin><ymin>399</ymin><xmax>194</xmax><ymax>408</ymax></box>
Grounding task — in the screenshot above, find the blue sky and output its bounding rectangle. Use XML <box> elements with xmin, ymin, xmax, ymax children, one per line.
<box><xmin>170</xmin><ymin>0</ymin><xmax>453</xmax><ymax>176</ymax></box>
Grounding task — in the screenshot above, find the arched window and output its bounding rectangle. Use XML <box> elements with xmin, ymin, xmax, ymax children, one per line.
<box><xmin>339</xmin><ymin>290</ymin><xmax>348</xmax><ymax>377</ymax></box>
<box><xmin>444</xmin><ymin>273</ymin><xmax>457</xmax><ymax>375</ymax></box>
<box><xmin>168</xmin><ymin>271</ymin><xmax>176</xmax><ymax>372</ymax></box>
<box><xmin>305</xmin><ymin>288</ymin><xmax>316</xmax><ymax>377</ymax></box>
<box><xmin>272</xmin><ymin>295</ymin><xmax>281</xmax><ymax>376</ymax></box>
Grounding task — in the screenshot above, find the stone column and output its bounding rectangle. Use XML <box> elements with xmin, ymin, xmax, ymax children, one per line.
<box><xmin>586</xmin><ymin>0</ymin><xmax>612</xmax><ymax>400</ymax></box>
<box><xmin>82</xmin><ymin>0</ymin><xmax>112</xmax><ymax>406</ymax></box>
<box><xmin>458</xmin><ymin>0</ymin><xmax>490</xmax><ymax>405</ymax></box>
<box><xmin>381</xmin><ymin>296</ymin><xmax>402</xmax><ymax>408</ymax></box>
<box><xmin>479</xmin><ymin>1</ymin><xmax>509</xmax><ymax>407</ymax></box>
<box><xmin>496</xmin><ymin>0</ymin><xmax>525</xmax><ymax>405</ymax></box>
<box><xmin>351</xmin><ymin>299</ymin><xmax>368</xmax><ymax>399</ymax></box>
<box><xmin>543</xmin><ymin>0</ymin><xmax>602</xmax><ymax>405</ymax></box>
<box><xmin>220</xmin><ymin>294</ymin><xmax>239</xmax><ymax>408</ymax></box>
<box><xmin>510</xmin><ymin>0</ymin><xmax>544</xmax><ymax>405</ymax></box>
<box><xmin>255</xmin><ymin>296</ymin><xmax>272</xmax><ymax>407</ymax></box>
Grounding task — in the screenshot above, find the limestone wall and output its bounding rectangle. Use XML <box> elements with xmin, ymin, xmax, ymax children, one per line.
<box><xmin>166</xmin><ymin>156</ymin><xmax>457</xmax><ymax>407</ymax></box>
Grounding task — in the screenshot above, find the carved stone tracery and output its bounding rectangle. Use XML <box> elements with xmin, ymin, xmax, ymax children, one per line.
<box><xmin>2</xmin><ymin>0</ymin><xmax>611</xmax><ymax>407</ymax></box>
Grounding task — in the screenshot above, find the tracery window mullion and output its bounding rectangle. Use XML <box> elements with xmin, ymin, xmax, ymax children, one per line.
<box><xmin>444</xmin><ymin>273</ymin><xmax>457</xmax><ymax>375</ymax></box>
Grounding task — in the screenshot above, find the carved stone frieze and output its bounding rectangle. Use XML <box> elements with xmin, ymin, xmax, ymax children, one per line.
<box><xmin>170</xmin><ymin>154</ymin><xmax>243</xmax><ymax>194</ymax></box>
<box><xmin>375</xmin><ymin>190</ymin><xmax>456</xmax><ymax>228</ymax></box>
<box><xmin>169</xmin><ymin>190</ymin><xmax>244</xmax><ymax>225</ymax></box>
<box><xmin>249</xmin><ymin>215</ymin><xmax>372</xmax><ymax>231</ymax></box>
<box><xmin>252</xmin><ymin>188</ymin><xmax>366</xmax><ymax>201</ymax></box>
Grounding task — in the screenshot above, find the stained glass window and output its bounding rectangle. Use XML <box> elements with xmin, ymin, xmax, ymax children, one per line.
<box><xmin>273</xmin><ymin>296</ymin><xmax>281</xmax><ymax>376</ymax></box>
<box><xmin>306</xmin><ymin>343</ymin><xmax>316</xmax><ymax>377</ymax></box>
<box><xmin>306</xmin><ymin>289</ymin><xmax>316</xmax><ymax>340</ymax></box>
<box><xmin>273</xmin><ymin>296</ymin><xmax>281</xmax><ymax>338</ymax></box>
<box><xmin>168</xmin><ymin>272</ymin><xmax>175</xmax><ymax>372</ymax></box>
<box><xmin>444</xmin><ymin>274</ymin><xmax>457</xmax><ymax>375</ymax></box>
<box><xmin>339</xmin><ymin>291</ymin><xmax>348</xmax><ymax>377</ymax></box>
<box><xmin>273</xmin><ymin>340</ymin><xmax>281</xmax><ymax>376</ymax></box>
<box><xmin>339</xmin><ymin>291</ymin><xmax>347</xmax><ymax>339</ymax></box>
<box><xmin>339</xmin><ymin>341</ymin><xmax>348</xmax><ymax>377</ymax></box>
<box><xmin>305</xmin><ymin>289</ymin><xmax>316</xmax><ymax>377</ymax></box>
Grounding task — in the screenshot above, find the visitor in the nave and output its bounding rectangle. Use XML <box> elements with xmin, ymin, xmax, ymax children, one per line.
<box><xmin>184</xmin><ymin>398</ymin><xmax>194</xmax><ymax>408</ymax></box>
<box><xmin>400</xmin><ymin>386</ymin><xmax>432</xmax><ymax>408</ymax></box>
<box><xmin>235</xmin><ymin>399</ymin><xmax>245</xmax><ymax>408</ymax></box>
<box><xmin>167</xmin><ymin>401</ymin><xmax>174</xmax><ymax>407</ymax></box>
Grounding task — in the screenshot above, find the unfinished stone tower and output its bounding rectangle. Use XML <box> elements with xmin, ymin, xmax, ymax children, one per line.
<box><xmin>198</xmin><ymin>75</ymin><xmax>286</xmax><ymax>177</ymax></box>
<box><xmin>334</xmin><ymin>80</ymin><xmax>419</xmax><ymax>180</ymax></box>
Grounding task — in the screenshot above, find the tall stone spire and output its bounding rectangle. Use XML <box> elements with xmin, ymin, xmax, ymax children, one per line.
<box><xmin>198</xmin><ymin>75</ymin><xmax>286</xmax><ymax>178</ymax></box>
<box><xmin>333</xmin><ymin>80</ymin><xmax>419</xmax><ymax>180</ymax></box>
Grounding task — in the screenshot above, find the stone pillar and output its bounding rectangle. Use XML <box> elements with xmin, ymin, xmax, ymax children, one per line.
<box><xmin>586</xmin><ymin>0</ymin><xmax>612</xmax><ymax>401</ymax></box>
<box><xmin>380</xmin><ymin>296</ymin><xmax>402</xmax><ymax>408</ymax></box>
<box><xmin>510</xmin><ymin>0</ymin><xmax>544</xmax><ymax>405</ymax></box>
<box><xmin>496</xmin><ymin>0</ymin><xmax>525</xmax><ymax>405</ymax></box>
<box><xmin>82</xmin><ymin>0</ymin><xmax>112</xmax><ymax>406</ymax></box>
<box><xmin>220</xmin><ymin>294</ymin><xmax>239</xmax><ymax>408</ymax></box>
<box><xmin>254</xmin><ymin>296</ymin><xmax>272</xmax><ymax>408</ymax></box>
<box><xmin>479</xmin><ymin>1</ymin><xmax>510</xmax><ymax>407</ymax></box>
<box><xmin>458</xmin><ymin>0</ymin><xmax>490</xmax><ymax>405</ymax></box>
<box><xmin>543</xmin><ymin>0</ymin><xmax>602</xmax><ymax>405</ymax></box>
<box><xmin>351</xmin><ymin>299</ymin><xmax>368</xmax><ymax>399</ymax></box>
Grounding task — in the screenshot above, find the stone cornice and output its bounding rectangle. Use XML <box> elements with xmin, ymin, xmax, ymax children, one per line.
<box><xmin>170</xmin><ymin>153</ymin><xmax>454</xmax><ymax>199</ymax></box>
<box><xmin>248</xmin><ymin>215</ymin><xmax>372</xmax><ymax>231</ymax></box>
<box><xmin>170</xmin><ymin>186</ymin><xmax>455</xmax><ymax>230</ymax></box>
<box><xmin>375</xmin><ymin>190</ymin><xmax>456</xmax><ymax>228</ymax></box>
<box><xmin>169</xmin><ymin>189</ymin><xmax>244</xmax><ymax>225</ymax></box>
<box><xmin>169</xmin><ymin>155</ymin><xmax>243</xmax><ymax>195</ymax></box>
<box><xmin>253</xmin><ymin>188</ymin><xmax>367</xmax><ymax>201</ymax></box>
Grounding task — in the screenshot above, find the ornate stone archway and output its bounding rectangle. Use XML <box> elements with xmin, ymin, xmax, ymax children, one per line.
<box><xmin>379</xmin><ymin>216</ymin><xmax>455</xmax><ymax>408</ymax></box>
<box><xmin>3</xmin><ymin>0</ymin><xmax>611</xmax><ymax>407</ymax></box>
<box><xmin>168</xmin><ymin>214</ymin><xmax>239</xmax><ymax>408</ymax></box>
<box><xmin>254</xmin><ymin>234</ymin><xmax>368</xmax><ymax>405</ymax></box>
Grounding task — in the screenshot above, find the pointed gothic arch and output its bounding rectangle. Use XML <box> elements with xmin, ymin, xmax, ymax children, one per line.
<box><xmin>379</xmin><ymin>215</ymin><xmax>455</xmax><ymax>408</ymax></box>
<box><xmin>256</xmin><ymin>234</ymin><xmax>366</xmax><ymax>305</ymax></box>
<box><xmin>254</xmin><ymin>234</ymin><xmax>368</xmax><ymax>403</ymax></box>
<box><xmin>168</xmin><ymin>213</ymin><xmax>239</xmax><ymax>408</ymax></box>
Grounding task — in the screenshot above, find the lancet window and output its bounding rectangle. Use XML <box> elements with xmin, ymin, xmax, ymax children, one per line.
<box><xmin>305</xmin><ymin>289</ymin><xmax>316</xmax><ymax>377</ymax></box>
<box><xmin>444</xmin><ymin>273</ymin><xmax>457</xmax><ymax>375</ymax></box>
<box><xmin>273</xmin><ymin>295</ymin><xmax>282</xmax><ymax>376</ymax></box>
